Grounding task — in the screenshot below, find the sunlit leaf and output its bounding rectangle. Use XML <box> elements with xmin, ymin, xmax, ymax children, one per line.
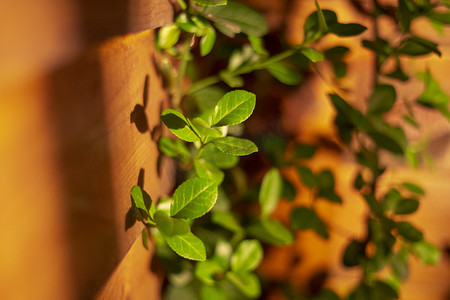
<box><xmin>211</xmin><ymin>136</ymin><xmax>258</xmax><ymax>156</ymax></box>
<box><xmin>259</xmin><ymin>168</ymin><xmax>283</xmax><ymax>217</ymax></box>
<box><xmin>211</xmin><ymin>90</ymin><xmax>256</xmax><ymax>127</ymax></box>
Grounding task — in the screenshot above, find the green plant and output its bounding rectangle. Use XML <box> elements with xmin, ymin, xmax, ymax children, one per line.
<box><xmin>128</xmin><ymin>0</ymin><xmax>449</xmax><ymax>299</ymax></box>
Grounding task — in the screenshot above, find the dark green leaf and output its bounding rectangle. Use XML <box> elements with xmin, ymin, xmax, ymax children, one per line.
<box><xmin>161</xmin><ymin>109</ymin><xmax>200</xmax><ymax>142</ymax></box>
<box><xmin>297</xmin><ymin>166</ymin><xmax>316</xmax><ymax>188</ymax></box>
<box><xmin>294</xmin><ymin>144</ymin><xmax>316</xmax><ymax>159</ymax></box>
<box><xmin>399</xmin><ymin>36</ymin><xmax>441</xmax><ymax>57</ymax></box>
<box><xmin>303</xmin><ymin>10</ymin><xmax>337</xmax><ymax>43</ymax></box>
<box><xmin>282</xmin><ymin>178</ymin><xmax>296</xmax><ymax>201</ymax></box>
<box><xmin>394</xmin><ymin>198</ymin><xmax>419</xmax><ymax>215</ymax></box>
<box><xmin>203</xmin><ymin>1</ymin><xmax>269</xmax><ymax>37</ymax></box>
<box><xmin>353</xmin><ymin>173</ymin><xmax>365</xmax><ymax>190</ymax></box>
<box><xmin>413</xmin><ymin>241</ymin><xmax>441</xmax><ymax>264</ymax></box>
<box><xmin>367</xmin><ymin>84</ymin><xmax>397</xmax><ymax>115</ymax></box>
<box><xmin>396</xmin><ymin>221</ymin><xmax>423</xmax><ymax>242</ymax></box>
<box><xmin>211</xmin><ymin>90</ymin><xmax>256</xmax><ymax>127</ymax></box>
<box><xmin>259</xmin><ymin>168</ymin><xmax>283</xmax><ymax>217</ymax></box>
<box><xmin>314</xmin><ymin>289</ymin><xmax>340</xmax><ymax>300</ymax></box>
<box><xmin>363</xmin><ymin>194</ymin><xmax>383</xmax><ymax>217</ymax></box>
<box><xmin>290</xmin><ymin>206</ymin><xmax>329</xmax><ymax>238</ymax></box>
<box><xmin>366</xmin><ymin>125</ymin><xmax>407</xmax><ymax>155</ymax></box>
<box><xmin>324</xmin><ymin>46</ymin><xmax>350</xmax><ymax>61</ymax></box>
<box><xmin>266</xmin><ymin>61</ymin><xmax>302</xmax><ymax>85</ymax></box>
<box><xmin>372</xmin><ymin>281</ymin><xmax>398</xmax><ymax>300</ymax></box>
<box><xmin>343</xmin><ymin>239</ymin><xmax>366</xmax><ymax>267</ymax></box>
<box><xmin>428</xmin><ymin>12</ymin><xmax>450</xmax><ymax>24</ymax></box>
<box><xmin>231</xmin><ymin>240</ymin><xmax>263</xmax><ymax>272</ymax></box>
<box><xmin>328</xmin><ymin>23</ymin><xmax>367</xmax><ymax>37</ymax></box>
<box><xmin>348</xmin><ymin>283</ymin><xmax>371</xmax><ymax>300</ymax></box>
<box><xmin>390</xmin><ymin>249</ymin><xmax>409</xmax><ymax>279</ymax></box>
<box><xmin>170</xmin><ymin>177</ymin><xmax>218</xmax><ymax>219</ymax></box>
<box><xmin>382</xmin><ymin>188</ymin><xmax>402</xmax><ymax>212</ymax></box>
<box><xmin>329</xmin><ymin>94</ymin><xmax>371</xmax><ymax>131</ymax></box>
<box><xmin>398</xmin><ymin>0</ymin><xmax>412</xmax><ymax>32</ymax></box>
<box><xmin>211</xmin><ymin>136</ymin><xmax>258</xmax><ymax>156</ymax></box>
<box><xmin>154</xmin><ymin>211</ymin><xmax>206</xmax><ymax>261</ymax></box>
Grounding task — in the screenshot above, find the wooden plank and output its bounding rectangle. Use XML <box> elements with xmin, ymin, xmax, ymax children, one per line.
<box><xmin>0</xmin><ymin>0</ymin><xmax>173</xmax><ymax>90</ymax></box>
<box><xmin>0</xmin><ymin>30</ymin><xmax>173</xmax><ymax>299</ymax></box>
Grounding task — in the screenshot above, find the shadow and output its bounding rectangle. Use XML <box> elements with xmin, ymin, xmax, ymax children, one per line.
<box><xmin>130</xmin><ymin>75</ymin><xmax>150</xmax><ymax>133</ymax></box>
<box><xmin>125</xmin><ymin>168</ymin><xmax>147</xmax><ymax>230</ymax></box>
<box><xmin>47</xmin><ymin>49</ymin><xmax>120</xmax><ymax>299</ymax></box>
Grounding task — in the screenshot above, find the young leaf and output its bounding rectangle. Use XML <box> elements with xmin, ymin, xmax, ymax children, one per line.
<box><xmin>417</xmin><ymin>70</ymin><xmax>450</xmax><ymax>119</ymax></box>
<box><xmin>170</xmin><ymin>177</ymin><xmax>218</xmax><ymax>219</ymax></box>
<box><xmin>300</xmin><ymin>46</ymin><xmax>325</xmax><ymax>62</ymax></box>
<box><xmin>211</xmin><ymin>136</ymin><xmax>258</xmax><ymax>156</ymax></box>
<box><xmin>265</xmin><ymin>62</ymin><xmax>302</xmax><ymax>85</ymax></box>
<box><xmin>194</xmin><ymin>158</ymin><xmax>225</xmax><ymax>185</ymax></box>
<box><xmin>130</xmin><ymin>185</ymin><xmax>156</xmax><ymax>222</ymax></box>
<box><xmin>226</xmin><ymin>271</ymin><xmax>261</xmax><ymax>299</ymax></box>
<box><xmin>192</xmin><ymin>118</ymin><xmax>222</xmax><ymax>142</ymax></box>
<box><xmin>161</xmin><ymin>109</ymin><xmax>201</xmax><ymax>142</ymax></box>
<box><xmin>154</xmin><ymin>211</ymin><xmax>206</xmax><ymax>261</ymax></box>
<box><xmin>195</xmin><ymin>259</ymin><xmax>224</xmax><ymax>285</ymax></box>
<box><xmin>259</xmin><ymin>168</ymin><xmax>283</xmax><ymax>217</ymax></box>
<box><xmin>367</xmin><ymin>84</ymin><xmax>396</xmax><ymax>115</ymax></box>
<box><xmin>394</xmin><ymin>198</ymin><xmax>419</xmax><ymax>215</ymax></box>
<box><xmin>231</xmin><ymin>240</ymin><xmax>263</xmax><ymax>272</ymax></box>
<box><xmin>413</xmin><ymin>241</ymin><xmax>441</xmax><ymax>264</ymax></box>
<box><xmin>193</xmin><ymin>0</ymin><xmax>227</xmax><ymax>6</ymax></box>
<box><xmin>402</xmin><ymin>182</ymin><xmax>425</xmax><ymax>195</ymax></box>
<box><xmin>247</xmin><ymin>218</ymin><xmax>294</xmax><ymax>245</ymax></box>
<box><xmin>211</xmin><ymin>90</ymin><xmax>256</xmax><ymax>127</ymax></box>
<box><xmin>248</xmin><ymin>35</ymin><xmax>268</xmax><ymax>55</ymax></box>
<box><xmin>202</xmin><ymin>1</ymin><xmax>269</xmax><ymax>37</ymax></box>
<box><xmin>157</xmin><ymin>24</ymin><xmax>181</xmax><ymax>49</ymax></box>
<box><xmin>200</xmin><ymin>26</ymin><xmax>216</xmax><ymax>56</ymax></box>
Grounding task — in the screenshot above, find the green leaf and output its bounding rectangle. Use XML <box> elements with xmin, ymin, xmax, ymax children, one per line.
<box><xmin>265</xmin><ymin>61</ymin><xmax>302</xmax><ymax>85</ymax></box>
<box><xmin>372</xmin><ymin>281</ymin><xmax>398</xmax><ymax>300</ymax></box>
<box><xmin>282</xmin><ymin>178</ymin><xmax>296</xmax><ymax>201</ymax></box>
<box><xmin>290</xmin><ymin>206</ymin><xmax>329</xmax><ymax>238</ymax></box>
<box><xmin>398</xmin><ymin>0</ymin><xmax>412</xmax><ymax>32</ymax></box>
<box><xmin>259</xmin><ymin>168</ymin><xmax>283</xmax><ymax>217</ymax></box>
<box><xmin>428</xmin><ymin>12</ymin><xmax>450</xmax><ymax>24</ymax></box>
<box><xmin>417</xmin><ymin>69</ymin><xmax>450</xmax><ymax>119</ymax></box>
<box><xmin>176</xmin><ymin>13</ymin><xmax>198</xmax><ymax>33</ymax></box>
<box><xmin>293</xmin><ymin>144</ymin><xmax>316</xmax><ymax>159</ymax></box>
<box><xmin>394</xmin><ymin>198</ymin><xmax>419</xmax><ymax>215</ymax></box>
<box><xmin>170</xmin><ymin>177</ymin><xmax>218</xmax><ymax>219</ymax></box>
<box><xmin>203</xmin><ymin>1</ymin><xmax>269</xmax><ymax>37</ymax></box>
<box><xmin>363</xmin><ymin>194</ymin><xmax>383</xmax><ymax>217</ymax></box>
<box><xmin>390</xmin><ymin>249</ymin><xmax>409</xmax><ymax>280</ymax></box>
<box><xmin>211</xmin><ymin>210</ymin><xmax>243</xmax><ymax>233</ymax></box>
<box><xmin>367</xmin><ymin>84</ymin><xmax>396</xmax><ymax>115</ymax></box>
<box><xmin>200</xmin><ymin>26</ymin><xmax>216</xmax><ymax>56</ymax></box>
<box><xmin>161</xmin><ymin>109</ymin><xmax>200</xmax><ymax>142</ymax></box>
<box><xmin>402</xmin><ymin>182</ymin><xmax>425</xmax><ymax>195</ymax></box>
<box><xmin>303</xmin><ymin>10</ymin><xmax>337</xmax><ymax>43</ymax></box>
<box><xmin>300</xmin><ymin>47</ymin><xmax>325</xmax><ymax>62</ymax></box>
<box><xmin>211</xmin><ymin>136</ymin><xmax>258</xmax><ymax>156</ymax></box>
<box><xmin>247</xmin><ymin>218</ymin><xmax>294</xmax><ymax>245</ymax></box>
<box><xmin>154</xmin><ymin>211</ymin><xmax>206</xmax><ymax>261</ymax></box>
<box><xmin>211</xmin><ymin>90</ymin><xmax>256</xmax><ymax>127</ymax></box>
<box><xmin>198</xmin><ymin>143</ymin><xmax>239</xmax><ymax>169</ymax></box>
<box><xmin>367</xmin><ymin>124</ymin><xmax>407</xmax><ymax>155</ymax></box>
<box><xmin>158</xmin><ymin>137</ymin><xmax>190</xmax><ymax>162</ymax></box>
<box><xmin>343</xmin><ymin>239</ymin><xmax>366</xmax><ymax>267</ymax></box>
<box><xmin>382</xmin><ymin>188</ymin><xmax>402</xmax><ymax>212</ymax></box>
<box><xmin>231</xmin><ymin>240</ymin><xmax>263</xmax><ymax>272</ymax></box>
<box><xmin>297</xmin><ymin>166</ymin><xmax>316</xmax><ymax>188</ymax></box>
<box><xmin>200</xmin><ymin>284</ymin><xmax>227</xmax><ymax>300</ymax></box>
<box><xmin>315</xmin><ymin>0</ymin><xmax>328</xmax><ymax>33</ymax></box>
<box><xmin>399</xmin><ymin>36</ymin><xmax>441</xmax><ymax>57</ymax></box>
<box><xmin>130</xmin><ymin>185</ymin><xmax>156</xmax><ymax>223</ymax></box>
<box><xmin>192</xmin><ymin>118</ymin><xmax>222</xmax><ymax>142</ymax></box>
<box><xmin>329</xmin><ymin>94</ymin><xmax>371</xmax><ymax>131</ymax></box>
<box><xmin>194</xmin><ymin>158</ymin><xmax>225</xmax><ymax>185</ymax></box>
<box><xmin>396</xmin><ymin>221</ymin><xmax>423</xmax><ymax>242</ymax></box>
<box><xmin>314</xmin><ymin>289</ymin><xmax>340</xmax><ymax>300</ymax></box>
<box><xmin>248</xmin><ymin>35</ymin><xmax>268</xmax><ymax>55</ymax></box>
<box><xmin>353</xmin><ymin>173</ymin><xmax>365</xmax><ymax>190</ymax></box>
<box><xmin>328</xmin><ymin>23</ymin><xmax>367</xmax><ymax>37</ymax></box>
<box><xmin>157</xmin><ymin>24</ymin><xmax>181</xmax><ymax>49</ymax></box>
<box><xmin>226</xmin><ymin>271</ymin><xmax>261</xmax><ymax>298</ymax></box>
<box><xmin>195</xmin><ymin>259</ymin><xmax>224</xmax><ymax>284</ymax></box>
<box><xmin>324</xmin><ymin>46</ymin><xmax>350</xmax><ymax>61</ymax></box>
<box><xmin>193</xmin><ymin>0</ymin><xmax>227</xmax><ymax>6</ymax></box>
<box><xmin>194</xmin><ymin>86</ymin><xmax>225</xmax><ymax>112</ymax></box>
<box><xmin>413</xmin><ymin>241</ymin><xmax>441</xmax><ymax>264</ymax></box>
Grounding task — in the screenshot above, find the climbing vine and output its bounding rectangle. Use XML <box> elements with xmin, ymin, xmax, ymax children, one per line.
<box><xmin>128</xmin><ymin>0</ymin><xmax>449</xmax><ymax>299</ymax></box>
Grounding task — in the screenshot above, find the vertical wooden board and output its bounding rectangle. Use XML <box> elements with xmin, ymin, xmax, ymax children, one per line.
<box><xmin>0</xmin><ymin>29</ymin><xmax>173</xmax><ymax>299</ymax></box>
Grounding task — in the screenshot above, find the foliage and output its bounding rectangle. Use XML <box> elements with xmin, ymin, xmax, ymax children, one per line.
<box><xmin>128</xmin><ymin>0</ymin><xmax>449</xmax><ymax>299</ymax></box>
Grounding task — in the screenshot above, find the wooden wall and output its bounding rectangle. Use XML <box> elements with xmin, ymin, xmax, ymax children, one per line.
<box><xmin>0</xmin><ymin>1</ymin><xmax>173</xmax><ymax>299</ymax></box>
